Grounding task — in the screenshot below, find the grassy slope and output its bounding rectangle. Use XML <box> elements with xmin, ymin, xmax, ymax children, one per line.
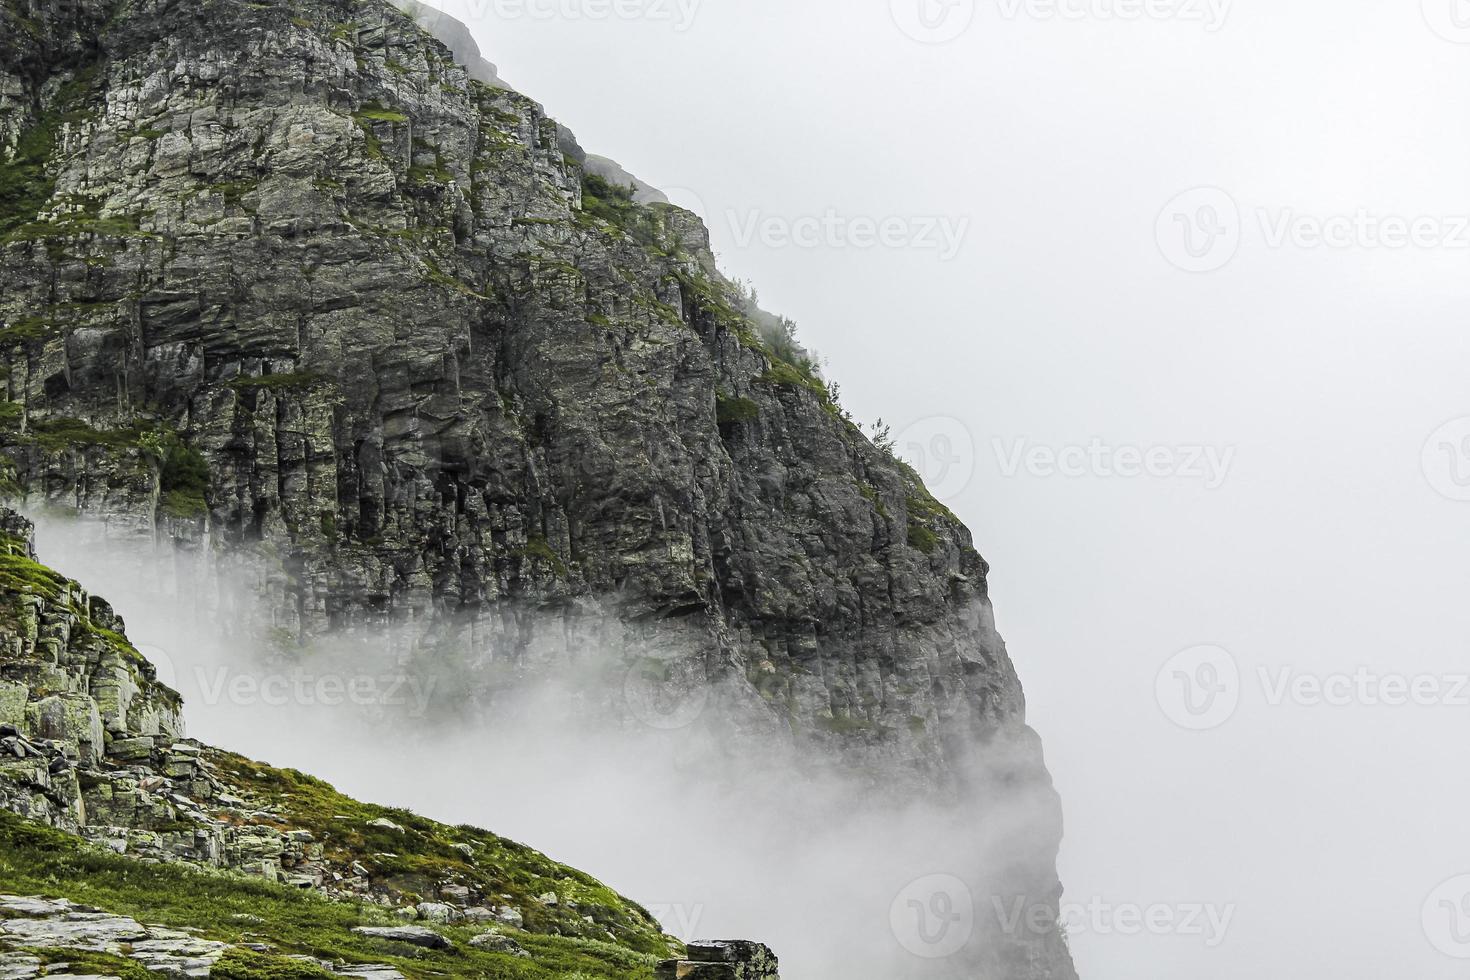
<box><xmin>206</xmin><ymin>751</ymin><xmax>671</xmax><ymax>953</ymax></box>
<box><xmin>0</xmin><ymin>810</ymin><xmax>660</xmax><ymax>980</ymax></box>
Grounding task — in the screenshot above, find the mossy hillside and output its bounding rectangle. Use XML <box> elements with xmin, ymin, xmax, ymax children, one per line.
<box><xmin>206</xmin><ymin>752</ymin><xmax>671</xmax><ymax>956</ymax></box>
<box><xmin>0</xmin><ymin>810</ymin><xmax>661</xmax><ymax>980</ymax></box>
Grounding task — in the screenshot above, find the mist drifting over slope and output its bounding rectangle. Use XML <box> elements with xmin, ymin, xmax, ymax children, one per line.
<box><xmin>28</xmin><ymin>511</ymin><xmax>1065</xmax><ymax>980</ymax></box>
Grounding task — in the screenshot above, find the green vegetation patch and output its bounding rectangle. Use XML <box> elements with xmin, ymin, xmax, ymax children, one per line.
<box><xmin>757</xmin><ymin>359</ymin><xmax>829</xmax><ymax>399</ymax></box>
<box><xmin>23</xmin><ymin>417</ymin><xmax>148</xmax><ymax>452</ymax></box>
<box><xmin>0</xmin><ymin>68</ymin><xmax>104</xmax><ymax>239</ymax></box>
<box><xmin>24</xmin><ymin>948</ymin><xmax>155</xmax><ymax>980</ymax></box>
<box><xmin>906</xmin><ymin>522</ymin><xmax>939</xmax><ymax>555</ymax></box>
<box><xmin>715</xmin><ymin>394</ymin><xmax>760</xmax><ymax>426</ymax></box>
<box><xmin>352</xmin><ymin>103</ymin><xmax>409</xmax><ymax>124</ymax></box>
<box><xmin>142</xmin><ymin>431</ymin><xmax>210</xmax><ymax>518</ymax></box>
<box><xmin>577</xmin><ymin>174</ymin><xmax>670</xmax><ymax>249</ymax></box>
<box><xmin>512</xmin><ymin>534</ymin><xmax>569</xmax><ymax>578</ymax></box>
<box><xmin>904</xmin><ymin>492</ymin><xmax>953</xmax><ymax>555</ymax></box>
<box><xmin>0</xmin><ymin>809</ymin><xmax>662</xmax><ymax>979</ymax></box>
<box><xmin>227</xmin><ymin>372</ymin><xmax>327</xmax><ymax>392</ymax></box>
<box><xmin>205</xmin><ymin>753</ymin><xmax>665</xmax><ymax>955</ymax></box>
<box><xmin>0</xmin><ymin>533</ymin><xmax>70</xmax><ymax>599</ymax></box>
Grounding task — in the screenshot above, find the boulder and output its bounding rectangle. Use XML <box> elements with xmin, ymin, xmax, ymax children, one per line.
<box><xmin>414</xmin><ymin>902</ymin><xmax>462</xmax><ymax>924</ymax></box>
<box><xmin>350</xmin><ymin>926</ymin><xmax>451</xmax><ymax>951</ymax></box>
<box><xmin>468</xmin><ymin>931</ymin><xmax>530</xmax><ymax>958</ymax></box>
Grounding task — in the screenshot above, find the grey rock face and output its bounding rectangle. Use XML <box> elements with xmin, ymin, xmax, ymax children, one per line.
<box><xmin>0</xmin><ymin>0</ymin><xmax>1074</xmax><ymax>976</ymax></box>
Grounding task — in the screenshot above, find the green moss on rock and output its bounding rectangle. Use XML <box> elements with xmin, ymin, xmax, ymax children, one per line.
<box><xmin>715</xmin><ymin>394</ymin><xmax>759</xmax><ymax>426</ymax></box>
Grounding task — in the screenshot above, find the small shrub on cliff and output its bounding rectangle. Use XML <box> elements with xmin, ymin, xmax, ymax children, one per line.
<box><xmin>140</xmin><ymin>431</ymin><xmax>210</xmax><ymax>518</ymax></box>
<box><xmin>716</xmin><ymin>394</ymin><xmax>760</xmax><ymax>426</ymax></box>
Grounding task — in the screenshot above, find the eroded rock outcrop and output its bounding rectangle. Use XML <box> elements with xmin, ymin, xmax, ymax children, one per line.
<box><xmin>657</xmin><ymin>940</ymin><xmax>780</xmax><ymax>980</ymax></box>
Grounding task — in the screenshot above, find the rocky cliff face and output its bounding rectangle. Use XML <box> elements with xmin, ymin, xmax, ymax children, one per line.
<box><xmin>0</xmin><ymin>0</ymin><xmax>1075</xmax><ymax>976</ymax></box>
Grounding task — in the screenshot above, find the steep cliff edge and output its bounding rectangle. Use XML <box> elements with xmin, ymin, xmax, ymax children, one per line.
<box><xmin>0</xmin><ymin>0</ymin><xmax>1075</xmax><ymax>976</ymax></box>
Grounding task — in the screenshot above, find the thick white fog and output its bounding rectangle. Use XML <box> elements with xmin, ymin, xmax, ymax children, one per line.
<box><xmin>34</xmin><ymin>2</ymin><xmax>1470</xmax><ymax>976</ymax></box>
<box><xmin>29</xmin><ymin>513</ymin><xmax>1063</xmax><ymax>980</ymax></box>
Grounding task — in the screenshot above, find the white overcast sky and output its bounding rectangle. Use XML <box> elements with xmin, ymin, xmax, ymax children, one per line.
<box><xmin>357</xmin><ymin>1</ymin><xmax>1470</xmax><ymax>976</ymax></box>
